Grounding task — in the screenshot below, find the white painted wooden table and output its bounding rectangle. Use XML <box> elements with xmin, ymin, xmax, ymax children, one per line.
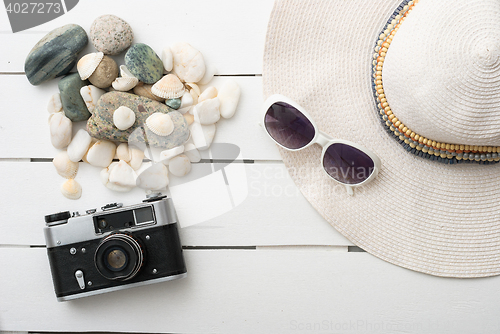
<box><xmin>1</xmin><ymin>1</ymin><xmax>500</xmax><ymax>333</ymax></box>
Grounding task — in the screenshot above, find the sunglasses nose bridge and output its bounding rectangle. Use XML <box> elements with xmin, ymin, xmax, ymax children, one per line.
<box><xmin>316</xmin><ymin>132</ymin><xmax>332</xmax><ymax>148</ymax></box>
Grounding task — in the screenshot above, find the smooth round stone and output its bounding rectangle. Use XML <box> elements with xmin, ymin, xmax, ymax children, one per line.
<box><xmin>165</xmin><ymin>98</ymin><xmax>181</xmax><ymax>110</ymax></box>
<box><xmin>124</xmin><ymin>43</ymin><xmax>163</xmax><ymax>84</ymax></box>
<box><xmin>90</xmin><ymin>15</ymin><xmax>133</xmax><ymax>56</ymax></box>
<box><xmin>88</xmin><ymin>55</ymin><xmax>119</xmax><ymax>89</ymax></box>
<box><xmin>88</xmin><ymin>91</ymin><xmax>189</xmax><ymax>149</ymax></box>
<box><xmin>25</xmin><ymin>24</ymin><xmax>88</xmax><ymax>85</ymax></box>
<box><xmin>58</xmin><ymin>73</ymin><xmax>91</xmax><ymax>122</ymax></box>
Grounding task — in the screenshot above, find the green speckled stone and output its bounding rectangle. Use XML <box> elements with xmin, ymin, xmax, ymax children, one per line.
<box><xmin>124</xmin><ymin>43</ymin><xmax>163</xmax><ymax>84</ymax></box>
<box><xmin>165</xmin><ymin>98</ymin><xmax>181</xmax><ymax>110</ymax></box>
<box><xmin>58</xmin><ymin>73</ymin><xmax>91</xmax><ymax>122</ymax></box>
<box><xmin>87</xmin><ymin>91</ymin><xmax>189</xmax><ymax>149</ymax></box>
<box><xmin>25</xmin><ymin>24</ymin><xmax>88</xmax><ymax>86</ymax></box>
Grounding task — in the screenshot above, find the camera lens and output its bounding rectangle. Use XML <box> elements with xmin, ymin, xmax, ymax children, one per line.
<box><xmin>98</xmin><ymin>219</ymin><xmax>107</xmax><ymax>229</ymax></box>
<box><xmin>95</xmin><ymin>233</ymin><xmax>143</xmax><ymax>281</ymax></box>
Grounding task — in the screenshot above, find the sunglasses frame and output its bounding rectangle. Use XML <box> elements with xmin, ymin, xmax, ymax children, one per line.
<box><xmin>262</xmin><ymin>94</ymin><xmax>381</xmax><ymax>195</ymax></box>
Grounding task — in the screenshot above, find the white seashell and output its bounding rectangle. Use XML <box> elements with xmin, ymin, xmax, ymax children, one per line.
<box><xmin>180</xmin><ymin>91</ymin><xmax>194</xmax><ymax>108</ymax></box>
<box><xmin>120</xmin><ymin>65</ymin><xmax>136</xmax><ymax>78</ymax></box>
<box><xmin>159</xmin><ymin>145</ymin><xmax>184</xmax><ymax>165</ymax></box>
<box><xmin>67</xmin><ymin>129</ymin><xmax>92</xmax><ymax>162</ymax></box>
<box><xmin>185</xmin><ymin>82</ymin><xmax>201</xmax><ymax>96</ymax></box>
<box><xmin>168</xmin><ymin>154</ymin><xmax>191</xmax><ymax>177</ymax></box>
<box><xmin>171</xmin><ymin>42</ymin><xmax>206</xmax><ymax>83</ymax></box>
<box><xmin>116</xmin><ymin>143</ymin><xmax>131</xmax><ymax>162</ymax></box>
<box><xmin>183</xmin><ymin>113</ymin><xmax>194</xmax><ymax>126</ymax></box>
<box><xmin>113</xmin><ymin>106</ymin><xmax>136</xmax><ymax>130</ymax></box>
<box><xmin>136</xmin><ymin>163</ymin><xmax>169</xmax><ymax>190</ymax></box>
<box><xmin>112</xmin><ymin>76</ymin><xmax>139</xmax><ymax>91</ymax></box>
<box><xmin>61</xmin><ymin>179</ymin><xmax>82</xmax><ymax>200</ymax></box>
<box><xmin>47</xmin><ymin>93</ymin><xmax>62</xmax><ymax>114</ymax></box>
<box><xmin>109</xmin><ymin>160</ymin><xmax>137</xmax><ymax>188</ymax></box>
<box><xmin>80</xmin><ymin>85</ymin><xmax>106</xmax><ymax>114</ymax></box>
<box><xmin>184</xmin><ymin>143</ymin><xmax>201</xmax><ymax>163</ymax></box>
<box><xmin>53</xmin><ymin>151</ymin><xmax>79</xmax><ymax>179</ymax></box>
<box><xmin>86</xmin><ymin>140</ymin><xmax>117</xmax><ymax>168</ymax></box>
<box><xmin>100</xmin><ymin>163</ymin><xmax>133</xmax><ymax>192</ymax></box>
<box><xmin>77</xmin><ymin>52</ymin><xmax>104</xmax><ymax>80</ymax></box>
<box><xmin>199</xmin><ymin>63</ymin><xmax>217</xmax><ymax>85</ymax></box>
<box><xmin>49</xmin><ymin>112</ymin><xmax>72</xmax><ymax>149</ymax></box>
<box><xmin>190</xmin><ymin>122</ymin><xmax>216</xmax><ymax>150</ymax></box>
<box><xmin>145</xmin><ymin>112</ymin><xmax>174</xmax><ymax>136</ymax></box>
<box><xmin>218</xmin><ymin>79</ymin><xmax>241</xmax><ymax>119</ymax></box>
<box><xmin>151</xmin><ymin>74</ymin><xmax>185</xmax><ymax>99</ymax></box>
<box><xmin>128</xmin><ymin>146</ymin><xmax>145</xmax><ymax>170</ymax></box>
<box><xmin>198</xmin><ymin>86</ymin><xmax>218</xmax><ymax>103</ymax></box>
<box><xmin>193</xmin><ymin>97</ymin><xmax>221</xmax><ymax>125</ymax></box>
<box><xmin>161</xmin><ymin>47</ymin><xmax>173</xmax><ymax>72</ymax></box>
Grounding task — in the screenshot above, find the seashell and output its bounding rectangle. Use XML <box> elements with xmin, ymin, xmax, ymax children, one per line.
<box><xmin>53</xmin><ymin>151</ymin><xmax>79</xmax><ymax>179</ymax></box>
<box><xmin>168</xmin><ymin>154</ymin><xmax>191</xmax><ymax>177</ymax></box>
<box><xmin>134</xmin><ymin>83</ymin><xmax>165</xmax><ymax>102</ymax></box>
<box><xmin>198</xmin><ymin>86</ymin><xmax>218</xmax><ymax>103</ymax></box>
<box><xmin>47</xmin><ymin>93</ymin><xmax>62</xmax><ymax>114</ymax></box>
<box><xmin>61</xmin><ymin>179</ymin><xmax>82</xmax><ymax>200</ymax></box>
<box><xmin>199</xmin><ymin>63</ymin><xmax>217</xmax><ymax>85</ymax></box>
<box><xmin>170</xmin><ymin>42</ymin><xmax>206</xmax><ymax>83</ymax></box>
<box><xmin>185</xmin><ymin>82</ymin><xmax>201</xmax><ymax>97</ymax></box>
<box><xmin>67</xmin><ymin>129</ymin><xmax>93</xmax><ymax>162</ymax></box>
<box><xmin>112</xmin><ymin>76</ymin><xmax>139</xmax><ymax>91</ymax></box>
<box><xmin>86</xmin><ymin>140</ymin><xmax>117</xmax><ymax>168</ymax></box>
<box><xmin>183</xmin><ymin>113</ymin><xmax>194</xmax><ymax>126</ymax></box>
<box><xmin>151</xmin><ymin>74</ymin><xmax>185</xmax><ymax>99</ymax></box>
<box><xmin>116</xmin><ymin>143</ymin><xmax>131</xmax><ymax>162</ymax></box>
<box><xmin>193</xmin><ymin>97</ymin><xmax>221</xmax><ymax>125</ymax></box>
<box><xmin>77</xmin><ymin>52</ymin><xmax>104</xmax><ymax>80</ymax></box>
<box><xmin>190</xmin><ymin>122</ymin><xmax>216</xmax><ymax>150</ymax></box>
<box><xmin>218</xmin><ymin>79</ymin><xmax>241</xmax><ymax>119</ymax></box>
<box><xmin>101</xmin><ymin>163</ymin><xmax>133</xmax><ymax>192</ymax></box>
<box><xmin>184</xmin><ymin>143</ymin><xmax>201</xmax><ymax>163</ymax></box>
<box><xmin>145</xmin><ymin>112</ymin><xmax>174</xmax><ymax>136</ymax></box>
<box><xmin>120</xmin><ymin>65</ymin><xmax>136</xmax><ymax>78</ymax></box>
<box><xmin>49</xmin><ymin>112</ymin><xmax>72</xmax><ymax>149</ymax></box>
<box><xmin>109</xmin><ymin>160</ymin><xmax>137</xmax><ymax>188</ymax></box>
<box><xmin>128</xmin><ymin>146</ymin><xmax>145</xmax><ymax>170</ymax></box>
<box><xmin>136</xmin><ymin>162</ymin><xmax>169</xmax><ymax>190</ymax></box>
<box><xmin>161</xmin><ymin>47</ymin><xmax>173</xmax><ymax>72</ymax></box>
<box><xmin>113</xmin><ymin>106</ymin><xmax>136</xmax><ymax>130</ymax></box>
<box><xmin>80</xmin><ymin>85</ymin><xmax>106</xmax><ymax>114</ymax></box>
<box><xmin>159</xmin><ymin>145</ymin><xmax>184</xmax><ymax>165</ymax></box>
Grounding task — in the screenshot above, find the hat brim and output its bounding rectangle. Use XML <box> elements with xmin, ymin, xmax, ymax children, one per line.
<box><xmin>263</xmin><ymin>0</ymin><xmax>500</xmax><ymax>277</ymax></box>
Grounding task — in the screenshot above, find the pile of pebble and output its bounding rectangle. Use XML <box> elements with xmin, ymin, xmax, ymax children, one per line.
<box><xmin>25</xmin><ymin>15</ymin><xmax>241</xmax><ymax>199</ymax></box>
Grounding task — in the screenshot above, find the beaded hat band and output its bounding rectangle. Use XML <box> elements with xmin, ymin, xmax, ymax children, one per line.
<box><xmin>372</xmin><ymin>0</ymin><xmax>500</xmax><ymax>164</ymax></box>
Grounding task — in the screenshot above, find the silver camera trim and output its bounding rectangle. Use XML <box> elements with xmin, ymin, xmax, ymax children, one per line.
<box><xmin>44</xmin><ymin>198</ymin><xmax>179</xmax><ymax>248</ymax></box>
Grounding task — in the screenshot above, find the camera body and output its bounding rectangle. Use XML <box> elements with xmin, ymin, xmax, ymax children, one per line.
<box><xmin>44</xmin><ymin>195</ymin><xmax>187</xmax><ymax>301</ymax></box>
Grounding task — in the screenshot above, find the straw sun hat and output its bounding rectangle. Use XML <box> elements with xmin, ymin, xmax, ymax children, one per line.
<box><xmin>262</xmin><ymin>0</ymin><xmax>500</xmax><ymax>277</ymax></box>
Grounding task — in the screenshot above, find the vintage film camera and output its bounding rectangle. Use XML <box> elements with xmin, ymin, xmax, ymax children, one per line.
<box><xmin>44</xmin><ymin>194</ymin><xmax>187</xmax><ymax>301</ymax></box>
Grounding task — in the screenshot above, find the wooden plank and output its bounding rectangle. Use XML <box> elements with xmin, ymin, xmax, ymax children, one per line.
<box><xmin>2</xmin><ymin>247</ymin><xmax>500</xmax><ymax>333</ymax></box>
<box><xmin>0</xmin><ymin>161</ymin><xmax>352</xmax><ymax>246</ymax></box>
<box><xmin>0</xmin><ymin>75</ymin><xmax>281</xmax><ymax>161</ymax></box>
<box><xmin>0</xmin><ymin>0</ymin><xmax>273</xmax><ymax>74</ymax></box>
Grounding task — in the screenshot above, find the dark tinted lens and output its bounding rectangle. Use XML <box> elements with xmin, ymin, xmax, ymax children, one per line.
<box><xmin>323</xmin><ymin>143</ymin><xmax>375</xmax><ymax>184</ymax></box>
<box><xmin>264</xmin><ymin>102</ymin><xmax>315</xmax><ymax>149</ymax></box>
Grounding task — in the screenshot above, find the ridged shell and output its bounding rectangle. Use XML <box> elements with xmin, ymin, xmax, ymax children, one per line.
<box><xmin>151</xmin><ymin>74</ymin><xmax>185</xmax><ymax>99</ymax></box>
<box><xmin>77</xmin><ymin>52</ymin><xmax>104</xmax><ymax>80</ymax></box>
<box><xmin>120</xmin><ymin>65</ymin><xmax>135</xmax><ymax>78</ymax></box>
<box><xmin>112</xmin><ymin>76</ymin><xmax>139</xmax><ymax>91</ymax></box>
<box><xmin>61</xmin><ymin>179</ymin><xmax>82</xmax><ymax>200</ymax></box>
<box><xmin>113</xmin><ymin>106</ymin><xmax>136</xmax><ymax>130</ymax></box>
<box><xmin>53</xmin><ymin>151</ymin><xmax>79</xmax><ymax>179</ymax></box>
<box><xmin>145</xmin><ymin>112</ymin><xmax>174</xmax><ymax>136</ymax></box>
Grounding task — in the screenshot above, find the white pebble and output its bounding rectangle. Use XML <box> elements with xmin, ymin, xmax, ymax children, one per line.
<box><xmin>80</xmin><ymin>85</ymin><xmax>106</xmax><ymax>114</ymax></box>
<box><xmin>136</xmin><ymin>162</ymin><xmax>169</xmax><ymax>190</ymax></box>
<box><xmin>180</xmin><ymin>91</ymin><xmax>194</xmax><ymax>110</ymax></box>
<box><xmin>199</xmin><ymin>63</ymin><xmax>217</xmax><ymax>85</ymax></box>
<box><xmin>67</xmin><ymin>129</ymin><xmax>92</xmax><ymax>162</ymax></box>
<box><xmin>190</xmin><ymin>122</ymin><xmax>216</xmax><ymax>150</ymax></box>
<box><xmin>160</xmin><ymin>145</ymin><xmax>185</xmax><ymax>164</ymax></box>
<box><xmin>47</xmin><ymin>93</ymin><xmax>62</xmax><ymax>114</ymax></box>
<box><xmin>109</xmin><ymin>160</ymin><xmax>137</xmax><ymax>188</ymax></box>
<box><xmin>184</xmin><ymin>143</ymin><xmax>201</xmax><ymax>163</ymax></box>
<box><xmin>128</xmin><ymin>146</ymin><xmax>145</xmax><ymax>170</ymax></box>
<box><xmin>198</xmin><ymin>86</ymin><xmax>218</xmax><ymax>103</ymax></box>
<box><xmin>49</xmin><ymin>112</ymin><xmax>72</xmax><ymax>149</ymax></box>
<box><xmin>193</xmin><ymin>97</ymin><xmax>221</xmax><ymax>125</ymax></box>
<box><xmin>218</xmin><ymin>79</ymin><xmax>241</xmax><ymax>119</ymax></box>
<box><xmin>161</xmin><ymin>47</ymin><xmax>173</xmax><ymax>72</ymax></box>
<box><xmin>168</xmin><ymin>154</ymin><xmax>191</xmax><ymax>177</ymax></box>
<box><xmin>86</xmin><ymin>140</ymin><xmax>116</xmax><ymax>168</ymax></box>
<box><xmin>170</xmin><ymin>42</ymin><xmax>206</xmax><ymax>83</ymax></box>
<box><xmin>116</xmin><ymin>143</ymin><xmax>131</xmax><ymax>162</ymax></box>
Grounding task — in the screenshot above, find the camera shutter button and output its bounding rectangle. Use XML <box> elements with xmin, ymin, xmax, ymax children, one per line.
<box><xmin>75</xmin><ymin>270</ymin><xmax>86</xmax><ymax>290</ymax></box>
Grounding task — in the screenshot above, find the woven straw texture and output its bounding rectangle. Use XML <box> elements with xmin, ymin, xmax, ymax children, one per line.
<box><xmin>262</xmin><ymin>0</ymin><xmax>500</xmax><ymax>277</ymax></box>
